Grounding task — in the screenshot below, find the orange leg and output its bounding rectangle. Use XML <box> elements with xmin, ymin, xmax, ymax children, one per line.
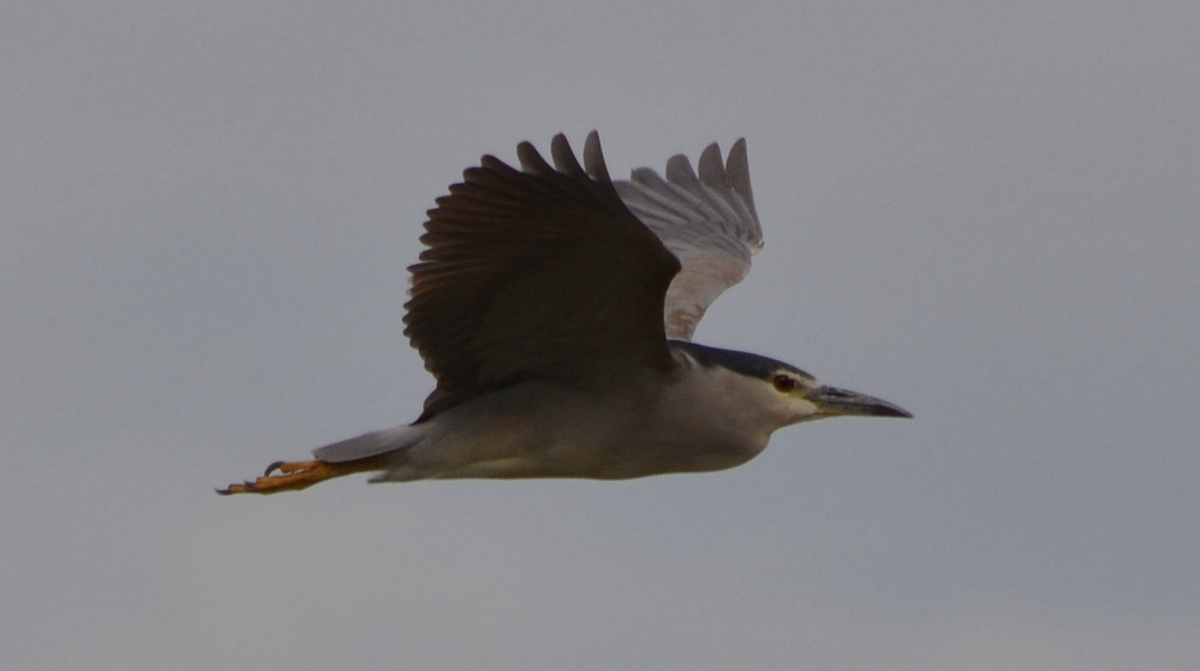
<box><xmin>216</xmin><ymin>455</ymin><xmax>390</xmax><ymax>495</ymax></box>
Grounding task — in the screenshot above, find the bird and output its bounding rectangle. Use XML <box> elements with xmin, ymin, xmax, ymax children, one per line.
<box><xmin>218</xmin><ymin>132</ymin><xmax>910</xmax><ymax>495</ymax></box>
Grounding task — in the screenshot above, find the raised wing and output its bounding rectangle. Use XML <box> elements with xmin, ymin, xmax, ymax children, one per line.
<box><xmin>612</xmin><ymin>139</ymin><xmax>763</xmax><ymax>341</ymax></box>
<box><xmin>405</xmin><ymin>132</ymin><xmax>681</xmax><ymax>421</ymax></box>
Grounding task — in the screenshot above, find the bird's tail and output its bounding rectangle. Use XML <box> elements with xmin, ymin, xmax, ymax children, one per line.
<box><xmin>311</xmin><ymin>424</ymin><xmax>422</xmax><ymax>463</ymax></box>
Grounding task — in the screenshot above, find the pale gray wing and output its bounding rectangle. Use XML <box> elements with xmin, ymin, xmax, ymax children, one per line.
<box><xmin>610</xmin><ymin>139</ymin><xmax>763</xmax><ymax>341</ymax></box>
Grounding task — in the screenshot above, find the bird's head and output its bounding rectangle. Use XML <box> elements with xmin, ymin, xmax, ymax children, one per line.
<box><xmin>675</xmin><ymin>341</ymin><xmax>912</xmax><ymax>428</ymax></box>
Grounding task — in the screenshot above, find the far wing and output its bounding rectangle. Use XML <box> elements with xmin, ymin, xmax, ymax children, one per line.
<box><xmin>611</xmin><ymin>139</ymin><xmax>763</xmax><ymax>341</ymax></box>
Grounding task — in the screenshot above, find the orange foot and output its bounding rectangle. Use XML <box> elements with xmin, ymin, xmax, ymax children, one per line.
<box><xmin>217</xmin><ymin>459</ymin><xmax>345</xmax><ymax>495</ymax></box>
<box><xmin>218</xmin><ymin>453</ymin><xmax>394</xmax><ymax>496</ymax></box>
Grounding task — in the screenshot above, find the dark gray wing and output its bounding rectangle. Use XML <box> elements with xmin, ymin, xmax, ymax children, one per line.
<box><xmin>405</xmin><ymin>132</ymin><xmax>682</xmax><ymax>421</ymax></box>
<box><xmin>614</xmin><ymin>139</ymin><xmax>763</xmax><ymax>341</ymax></box>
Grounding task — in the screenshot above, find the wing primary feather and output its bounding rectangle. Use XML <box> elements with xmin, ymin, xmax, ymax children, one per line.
<box><xmin>725</xmin><ymin>138</ymin><xmax>758</xmax><ymax>222</ymax></box>
<box><xmin>515</xmin><ymin>142</ymin><xmax>554</xmax><ymax>175</ymax></box>
<box><xmin>697</xmin><ymin>143</ymin><xmax>726</xmax><ymax>189</ymax></box>
<box><xmin>582</xmin><ymin>131</ymin><xmax>610</xmax><ymax>182</ymax></box>
<box><xmin>550</xmin><ymin>134</ymin><xmax>586</xmax><ymax>177</ymax></box>
<box><xmin>665</xmin><ymin>155</ymin><xmax>699</xmax><ymax>185</ymax></box>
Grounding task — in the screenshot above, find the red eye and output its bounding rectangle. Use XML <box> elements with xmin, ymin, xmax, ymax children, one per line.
<box><xmin>773</xmin><ymin>375</ymin><xmax>796</xmax><ymax>392</ymax></box>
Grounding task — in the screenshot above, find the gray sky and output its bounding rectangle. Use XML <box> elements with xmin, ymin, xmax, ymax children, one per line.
<box><xmin>3</xmin><ymin>1</ymin><xmax>1198</xmax><ymax>669</ymax></box>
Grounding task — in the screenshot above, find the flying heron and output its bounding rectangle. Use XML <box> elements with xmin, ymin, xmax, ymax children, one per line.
<box><xmin>219</xmin><ymin>132</ymin><xmax>910</xmax><ymax>495</ymax></box>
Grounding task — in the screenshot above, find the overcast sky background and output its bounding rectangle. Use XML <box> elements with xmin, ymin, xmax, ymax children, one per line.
<box><xmin>3</xmin><ymin>2</ymin><xmax>1198</xmax><ymax>669</ymax></box>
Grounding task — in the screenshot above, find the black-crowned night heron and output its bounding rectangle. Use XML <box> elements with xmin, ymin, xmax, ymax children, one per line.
<box><xmin>219</xmin><ymin>132</ymin><xmax>910</xmax><ymax>495</ymax></box>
